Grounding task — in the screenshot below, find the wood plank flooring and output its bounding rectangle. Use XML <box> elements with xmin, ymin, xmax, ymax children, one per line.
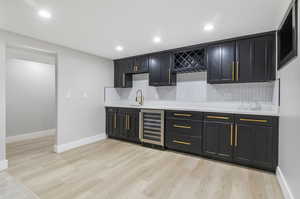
<box><xmin>5</xmin><ymin>136</ymin><xmax>284</xmax><ymax>199</ymax></box>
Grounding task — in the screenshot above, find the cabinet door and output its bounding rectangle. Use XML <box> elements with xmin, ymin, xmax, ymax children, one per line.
<box><xmin>234</xmin><ymin>124</ymin><xmax>274</xmax><ymax>169</ymax></box>
<box><xmin>252</xmin><ymin>35</ymin><xmax>275</xmax><ymax>81</ymax></box>
<box><xmin>207</xmin><ymin>42</ymin><xmax>235</xmax><ymax>83</ymax></box>
<box><xmin>133</xmin><ymin>56</ymin><xmax>149</xmax><ymax>73</ymax></box>
<box><xmin>236</xmin><ymin>35</ymin><xmax>276</xmax><ymax>82</ymax></box>
<box><xmin>114</xmin><ymin>59</ymin><xmax>133</xmax><ymax>88</ymax></box>
<box><xmin>126</xmin><ymin>111</ymin><xmax>140</xmax><ymax>142</ymax></box>
<box><xmin>149</xmin><ymin>52</ymin><xmax>176</xmax><ymax>86</ymax></box>
<box><xmin>106</xmin><ymin>108</ymin><xmax>119</xmax><ymax>137</ymax></box>
<box><xmin>203</xmin><ymin>121</ymin><xmax>233</xmax><ymax>161</ymax></box>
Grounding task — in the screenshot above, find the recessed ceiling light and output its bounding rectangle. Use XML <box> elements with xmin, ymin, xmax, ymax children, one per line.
<box><xmin>153</xmin><ymin>36</ymin><xmax>162</xmax><ymax>43</ymax></box>
<box><xmin>38</xmin><ymin>9</ymin><xmax>52</xmax><ymax>19</ymax></box>
<box><xmin>115</xmin><ymin>45</ymin><xmax>124</xmax><ymax>52</ymax></box>
<box><xmin>204</xmin><ymin>24</ymin><xmax>214</xmax><ymax>31</ymax></box>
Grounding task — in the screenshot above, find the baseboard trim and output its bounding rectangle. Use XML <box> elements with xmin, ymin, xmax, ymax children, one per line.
<box><xmin>6</xmin><ymin>129</ymin><xmax>56</xmax><ymax>143</ymax></box>
<box><xmin>276</xmin><ymin>167</ymin><xmax>295</xmax><ymax>199</ymax></box>
<box><xmin>0</xmin><ymin>159</ymin><xmax>8</xmax><ymax>171</ymax></box>
<box><xmin>54</xmin><ymin>133</ymin><xmax>107</xmax><ymax>153</ymax></box>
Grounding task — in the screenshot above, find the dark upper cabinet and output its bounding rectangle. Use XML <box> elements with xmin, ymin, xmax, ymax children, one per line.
<box><xmin>114</xmin><ymin>59</ymin><xmax>133</xmax><ymax>88</ymax></box>
<box><xmin>236</xmin><ymin>35</ymin><xmax>276</xmax><ymax>82</ymax></box>
<box><xmin>133</xmin><ymin>56</ymin><xmax>149</xmax><ymax>73</ymax></box>
<box><xmin>207</xmin><ymin>42</ymin><xmax>236</xmax><ymax>84</ymax></box>
<box><xmin>208</xmin><ymin>32</ymin><xmax>276</xmax><ymax>84</ymax></box>
<box><xmin>149</xmin><ymin>52</ymin><xmax>176</xmax><ymax>86</ymax></box>
<box><xmin>106</xmin><ymin>108</ymin><xmax>140</xmax><ymax>143</ymax></box>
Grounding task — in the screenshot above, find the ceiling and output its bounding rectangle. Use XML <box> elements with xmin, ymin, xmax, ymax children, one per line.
<box><xmin>0</xmin><ymin>0</ymin><xmax>288</xmax><ymax>59</ymax></box>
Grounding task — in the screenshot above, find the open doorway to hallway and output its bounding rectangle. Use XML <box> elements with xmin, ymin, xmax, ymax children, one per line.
<box><xmin>5</xmin><ymin>46</ymin><xmax>57</xmax><ymax>162</ymax></box>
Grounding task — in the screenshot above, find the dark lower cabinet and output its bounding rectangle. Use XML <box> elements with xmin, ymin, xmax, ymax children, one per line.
<box><xmin>106</xmin><ymin>107</ymin><xmax>139</xmax><ymax>143</ymax></box>
<box><xmin>234</xmin><ymin>117</ymin><xmax>277</xmax><ymax>170</ymax></box>
<box><xmin>107</xmin><ymin>107</ymin><xmax>279</xmax><ymax>172</ymax></box>
<box><xmin>203</xmin><ymin>121</ymin><xmax>233</xmax><ymax>161</ymax></box>
<box><xmin>165</xmin><ymin>110</ymin><xmax>203</xmax><ymax>155</ymax></box>
<box><xmin>202</xmin><ymin>113</ymin><xmax>278</xmax><ymax>171</ymax></box>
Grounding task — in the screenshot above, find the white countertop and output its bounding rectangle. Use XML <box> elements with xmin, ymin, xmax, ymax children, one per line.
<box><xmin>105</xmin><ymin>103</ymin><xmax>279</xmax><ymax>116</ymax></box>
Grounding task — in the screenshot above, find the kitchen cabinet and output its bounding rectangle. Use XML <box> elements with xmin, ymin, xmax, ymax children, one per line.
<box><xmin>207</xmin><ymin>32</ymin><xmax>276</xmax><ymax>84</ymax></box>
<box><xmin>236</xmin><ymin>35</ymin><xmax>276</xmax><ymax>82</ymax></box>
<box><xmin>114</xmin><ymin>59</ymin><xmax>133</xmax><ymax>88</ymax></box>
<box><xmin>132</xmin><ymin>55</ymin><xmax>149</xmax><ymax>73</ymax></box>
<box><xmin>149</xmin><ymin>52</ymin><xmax>176</xmax><ymax>86</ymax></box>
<box><xmin>165</xmin><ymin>110</ymin><xmax>203</xmax><ymax>155</ymax></box>
<box><xmin>119</xmin><ymin>108</ymin><xmax>140</xmax><ymax>142</ymax></box>
<box><xmin>234</xmin><ymin>115</ymin><xmax>278</xmax><ymax>170</ymax></box>
<box><xmin>203</xmin><ymin>113</ymin><xmax>234</xmax><ymax>161</ymax></box>
<box><xmin>106</xmin><ymin>107</ymin><xmax>119</xmax><ymax>138</ymax></box>
<box><xmin>106</xmin><ymin>107</ymin><xmax>140</xmax><ymax>143</ymax></box>
<box><xmin>207</xmin><ymin>42</ymin><xmax>236</xmax><ymax>84</ymax></box>
<box><xmin>106</xmin><ymin>107</ymin><xmax>279</xmax><ymax>172</ymax></box>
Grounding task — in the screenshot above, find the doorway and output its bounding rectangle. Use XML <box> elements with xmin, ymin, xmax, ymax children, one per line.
<box><xmin>5</xmin><ymin>46</ymin><xmax>57</xmax><ymax>162</ymax></box>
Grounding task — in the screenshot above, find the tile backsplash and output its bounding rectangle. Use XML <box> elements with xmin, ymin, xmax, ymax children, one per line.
<box><xmin>105</xmin><ymin>72</ymin><xmax>279</xmax><ymax>107</ymax></box>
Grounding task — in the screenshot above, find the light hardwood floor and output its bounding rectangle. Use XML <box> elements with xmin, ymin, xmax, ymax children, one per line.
<box><xmin>6</xmin><ymin>136</ymin><xmax>284</xmax><ymax>199</ymax></box>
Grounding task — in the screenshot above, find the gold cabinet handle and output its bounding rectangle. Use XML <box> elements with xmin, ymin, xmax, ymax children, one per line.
<box><xmin>173</xmin><ymin>125</ymin><xmax>192</xmax><ymax>129</ymax></box>
<box><xmin>235</xmin><ymin>124</ymin><xmax>238</xmax><ymax>147</ymax></box>
<box><xmin>236</xmin><ymin>61</ymin><xmax>239</xmax><ymax>81</ymax></box>
<box><xmin>168</xmin><ymin>68</ymin><xmax>171</xmax><ymax>84</ymax></box>
<box><xmin>122</xmin><ymin>73</ymin><xmax>125</xmax><ymax>87</ymax></box>
<box><xmin>114</xmin><ymin>113</ymin><xmax>117</xmax><ymax>129</ymax></box>
<box><xmin>173</xmin><ymin>140</ymin><xmax>191</xmax><ymax>145</ymax></box>
<box><xmin>240</xmin><ymin>118</ymin><xmax>268</xmax><ymax>123</ymax></box>
<box><xmin>174</xmin><ymin>113</ymin><xmax>192</xmax><ymax>117</ymax></box>
<box><xmin>230</xmin><ymin>124</ymin><xmax>233</xmax><ymax>146</ymax></box>
<box><xmin>207</xmin><ymin>116</ymin><xmax>229</xmax><ymax>120</ymax></box>
<box><xmin>127</xmin><ymin>115</ymin><xmax>130</xmax><ymax>130</ymax></box>
<box><xmin>232</xmin><ymin>61</ymin><xmax>235</xmax><ymax>81</ymax></box>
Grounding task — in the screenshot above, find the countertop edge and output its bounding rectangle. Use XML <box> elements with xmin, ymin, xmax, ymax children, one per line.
<box><xmin>104</xmin><ymin>104</ymin><xmax>280</xmax><ymax>117</ymax></box>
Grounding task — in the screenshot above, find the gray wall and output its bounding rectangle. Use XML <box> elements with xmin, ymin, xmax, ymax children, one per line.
<box><xmin>278</xmin><ymin>0</ymin><xmax>300</xmax><ymax>198</ymax></box>
<box><xmin>6</xmin><ymin>58</ymin><xmax>55</xmax><ymax>137</ymax></box>
<box><xmin>0</xmin><ymin>29</ymin><xmax>114</xmax><ymax>164</ymax></box>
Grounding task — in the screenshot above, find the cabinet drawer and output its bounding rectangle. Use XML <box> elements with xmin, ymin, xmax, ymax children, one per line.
<box><xmin>236</xmin><ymin>115</ymin><xmax>274</xmax><ymax>126</ymax></box>
<box><xmin>204</xmin><ymin>113</ymin><xmax>234</xmax><ymax>123</ymax></box>
<box><xmin>166</xmin><ymin>119</ymin><xmax>202</xmax><ymax>137</ymax></box>
<box><xmin>166</xmin><ymin>110</ymin><xmax>203</xmax><ymax>121</ymax></box>
<box><xmin>166</xmin><ymin>134</ymin><xmax>202</xmax><ymax>155</ymax></box>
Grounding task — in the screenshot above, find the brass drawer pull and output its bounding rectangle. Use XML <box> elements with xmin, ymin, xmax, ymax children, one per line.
<box><xmin>114</xmin><ymin>113</ymin><xmax>117</xmax><ymax>129</ymax></box>
<box><xmin>207</xmin><ymin>116</ymin><xmax>229</xmax><ymax>120</ymax></box>
<box><xmin>235</xmin><ymin>124</ymin><xmax>238</xmax><ymax>147</ymax></box>
<box><xmin>236</xmin><ymin>61</ymin><xmax>239</xmax><ymax>81</ymax></box>
<box><xmin>127</xmin><ymin>115</ymin><xmax>130</xmax><ymax>130</ymax></box>
<box><xmin>230</xmin><ymin>124</ymin><xmax>233</xmax><ymax>146</ymax></box>
<box><xmin>240</xmin><ymin>118</ymin><xmax>268</xmax><ymax>123</ymax></box>
<box><xmin>173</xmin><ymin>140</ymin><xmax>191</xmax><ymax>145</ymax></box>
<box><xmin>174</xmin><ymin>113</ymin><xmax>192</xmax><ymax>117</ymax></box>
<box><xmin>232</xmin><ymin>61</ymin><xmax>235</xmax><ymax>81</ymax></box>
<box><xmin>173</xmin><ymin>125</ymin><xmax>192</xmax><ymax>129</ymax></box>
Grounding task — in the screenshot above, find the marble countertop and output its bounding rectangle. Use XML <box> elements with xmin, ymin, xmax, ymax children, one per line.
<box><xmin>105</xmin><ymin>103</ymin><xmax>279</xmax><ymax>116</ymax></box>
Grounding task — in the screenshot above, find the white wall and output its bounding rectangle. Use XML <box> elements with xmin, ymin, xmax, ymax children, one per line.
<box><xmin>6</xmin><ymin>59</ymin><xmax>55</xmax><ymax>137</ymax></box>
<box><xmin>0</xmin><ymin>39</ymin><xmax>6</xmax><ymax>165</ymax></box>
<box><xmin>277</xmin><ymin>1</ymin><xmax>300</xmax><ymax>199</ymax></box>
<box><xmin>0</xmin><ymin>29</ymin><xmax>114</xmax><ymax>166</ymax></box>
<box><xmin>106</xmin><ymin>73</ymin><xmax>278</xmax><ymax>111</ymax></box>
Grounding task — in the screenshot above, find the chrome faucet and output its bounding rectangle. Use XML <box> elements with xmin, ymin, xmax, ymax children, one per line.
<box><xmin>135</xmin><ymin>89</ymin><xmax>144</xmax><ymax>106</ymax></box>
